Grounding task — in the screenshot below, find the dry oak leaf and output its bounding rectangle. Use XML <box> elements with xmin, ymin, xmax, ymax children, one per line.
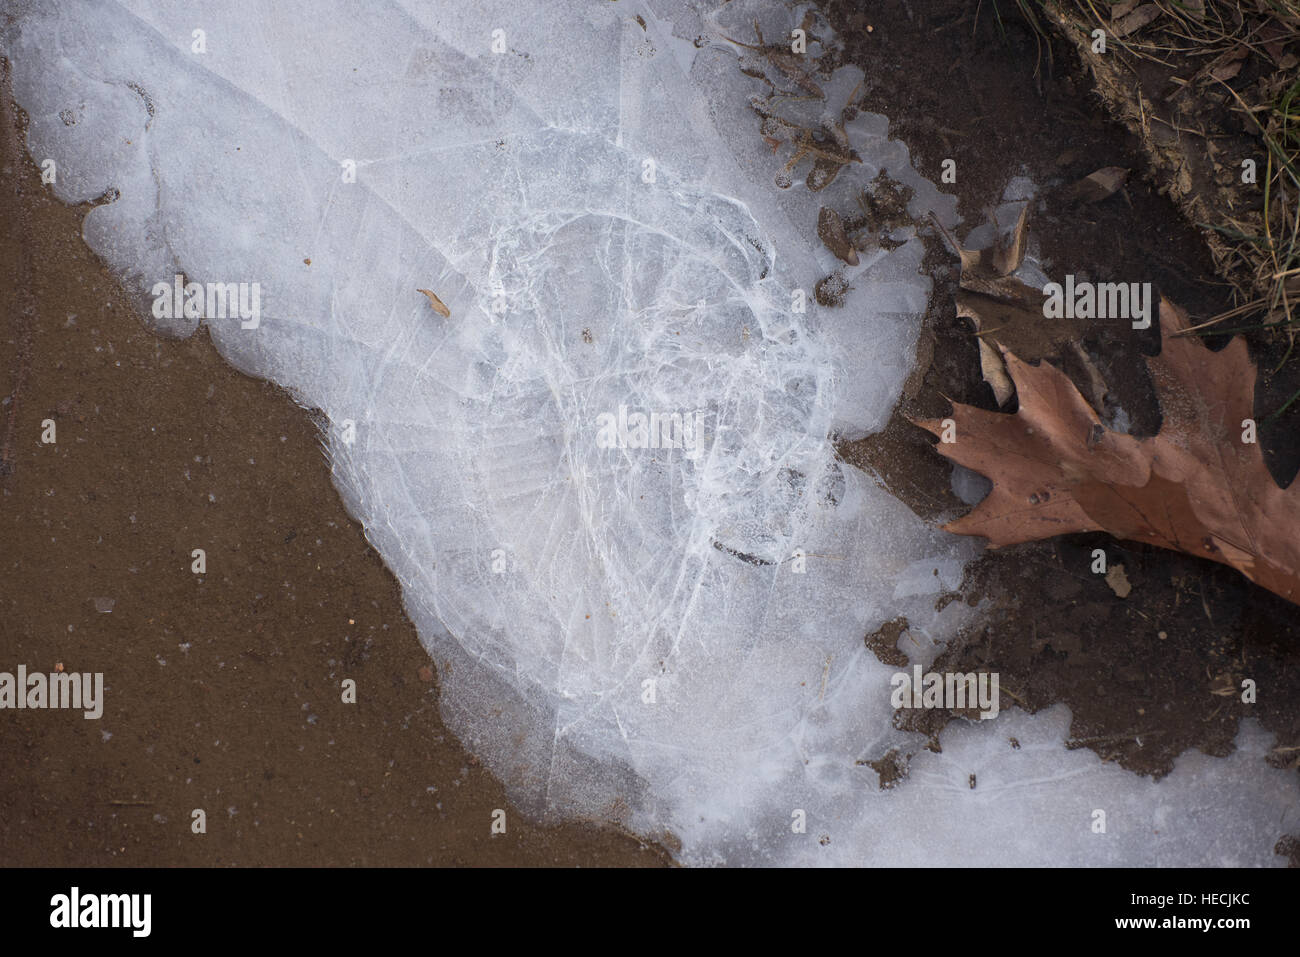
<box><xmin>915</xmin><ymin>297</ymin><xmax>1300</xmax><ymax>605</ymax></box>
<box><xmin>937</xmin><ymin>204</ymin><xmax>1074</xmax><ymax>386</ymax></box>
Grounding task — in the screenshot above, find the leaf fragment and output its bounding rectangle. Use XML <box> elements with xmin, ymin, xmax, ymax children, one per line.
<box><xmin>1112</xmin><ymin>4</ymin><xmax>1161</xmax><ymax>38</ymax></box>
<box><xmin>417</xmin><ymin>288</ymin><xmax>450</xmax><ymax>317</ymax></box>
<box><xmin>817</xmin><ymin>206</ymin><xmax>859</xmax><ymax>265</ymax></box>
<box><xmin>991</xmin><ymin>204</ymin><xmax>1030</xmax><ymax>278</ymax></box>
<box><xmin>1105</xmin><ymin>563</ymin><xmax>1132</xmax><ymax>598</ymax></box>
<box><xmin>1060</xmin><ymin>166</ymin><xmax>1129</xmax><ymax>205</ymax></box>
<box><xmin>978</xmin><ymin>338</ymin><xmax>1015</xmax><ymax>407</ymax></box>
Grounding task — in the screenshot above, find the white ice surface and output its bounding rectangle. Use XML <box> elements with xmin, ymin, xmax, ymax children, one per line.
<box><xmin>4</xmin><ymin>0</ymin><xmax>1295</xmax><ymax>865</ymax></box>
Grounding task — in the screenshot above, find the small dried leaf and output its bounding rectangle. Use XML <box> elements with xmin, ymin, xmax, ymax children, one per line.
<box><xmin>1209</xmin><ymin>59</ymin><xmax>1244</xmax><ymax>82</ymax></box>
<box><xmin>1260</xmin><ymin>19</ymin><xmax>1297</xmax><ymax>64</ymax></box>
<box><xmin>766</xmin><ymin>51</ymin><xmax>824</xmax><ymax>98</ymax></box>
<box><xmin>978</xmin><ymin>338</ymin><xmax>1015</xmax><ymax>407</ymax></box>
<box><xmin>992</xmin><ymin>204</ymin><xmax>1030</xmax><ymax>277</ymax></box>
<box><xmin>417</xmin><ymin>288</ymin><xmax>450</xmax><ymax>317</ymax></box>
<box><xmin>1112</xmin><ymin>4</ymin><xmax>1161</xmax><ymax>38</ymax></box>
<box><xmin>934</xmin><ymin>213</ymin><xmax>1075</xmax><ymax>359</ymax></box>
<box><xmin>1203</xmin><ymin>44</ymin><xmax>1249</xmax><ymax>82</ymax></box>
<box><xmin>1105</xmin><ymin>563</ymin><xmax>1132</xmax><ymax>598</ymax></box>
<box><xmin>807</xmin><ymin>157</ymin><xmax>844</xmax><ymax>192</ymax></box>
<box><xmin>817</xmin><ymin>206</ymin><xmax>859</xmax><ymax>265</ymax></box>
<box><xmin>1061</xmin><ymin>166</ymin><xmax>1129</xmax><ymax>205</ymax></box>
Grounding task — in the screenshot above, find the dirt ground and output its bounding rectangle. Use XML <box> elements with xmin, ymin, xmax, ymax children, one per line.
<box><xmin>0</xmin><ymin>79</ymin><xmax>666</xmax><ymax>867</ymax></box>
<box><xmin>2</xmin><ymin>1</ymin><xmax>1297</xmax><ymax>866</ymax></box>
<box><xmin>820</xmin><ymin>2</ymin><xmax>1299</xmax><ymax>858</ymax></box>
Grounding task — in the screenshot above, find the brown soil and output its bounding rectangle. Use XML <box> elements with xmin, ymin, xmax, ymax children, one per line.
<box><xmin>1044</xmin><ymin>2</ymin><xmax>1298</xmax><ymax>308</ymax></box>
<box><xmin>818</xmin><ymin>2</ymin><xmax>1300</xmax><ymax>856</ymax></box>
<box><xmin>0</xmin><ymin>81</ymin><xmax>667</xmax><ymax>867</ymax></box>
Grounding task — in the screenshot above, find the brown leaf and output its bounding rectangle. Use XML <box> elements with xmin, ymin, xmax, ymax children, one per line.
<box><xmin>1104</xmin><ymin>563</ymin><xmax>1132</xmax><ymax>598</ymax></box>
<box><xmin>417</xmin><ymin>288</ymin><xmax>450</xmax><ymax>317</ymax></box>
<box><xmin>991</xmin><ymin>204</ymin><xmax>1030</xmax><ymax>277</ymax></box>
<box><xmin>956</xmin><ymin>287</ymin><xmax>1072</xmax><ymax>360</ymax></box>
<box><xmin>817</xmin><ymin>206</ymin><xmax>859</xmax><ymax>265</ymax></box>
<box><xmin>1260</xmin><ymin>19</ymin><xmax>1298</xmax><ymax>65</ymax></box>
<box><xmin>933</xmin><ymin>215</ymin><xmax>1075</xmax><ymax>360</ymax></box>
<box><xmin>1202</xmin><ymin>44</ymin><xmax>1249</xmax><ymax>83</ymax></box>
<box><xmin>765</xmin><ymin>50</ymin><xmax>824</xmax><ymax>98</ymax></box>
<box><xmin>1060</xmin><ymin>166</ymin><xmax>1129</xmax><ymax>205</ymax></box>
<box><xmin>807</xmin><ymin>157</ymin><xmax>844</xmax><ymax>192</ymax></box>
<box><xmin>915</xmin><ymin>298</ymin><xmax>1300</xmax><ymax>606</ymax></box>
<box><xmin>1112</xmin><ymin>4</ymin><xmax>1161</xmax><ymax>38</ymax></box>
<box><xmin>1209</xmin><ymin>59</ymin><xmax>1245</xmax><ymax>82</ymax></box>
<box><xmin>978</xmin><ymin>338</ymin><xmax>1015</xmax><ymax>407</ymax></box>
<box><xmin>725</xmin><ymin>29</ymin><xmax>825</xmax><ymax>98</ymax></box>
<box><xmin>932</xmin><ymin>214</ymin><xmax>1033</xmax><ymax>299</ymax></box>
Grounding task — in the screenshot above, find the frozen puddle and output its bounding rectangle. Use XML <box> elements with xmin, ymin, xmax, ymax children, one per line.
<box><xmin>5</xmin><ymin>0</ymin><xmax>1294</xmax><ymax>865</ymax></box>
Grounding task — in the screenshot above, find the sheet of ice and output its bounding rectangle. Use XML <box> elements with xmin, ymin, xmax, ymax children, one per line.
<box><xmin>4</xmin><ymin>0</ymin><xmax>1294</xmax><ymax>865</ymax></box>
